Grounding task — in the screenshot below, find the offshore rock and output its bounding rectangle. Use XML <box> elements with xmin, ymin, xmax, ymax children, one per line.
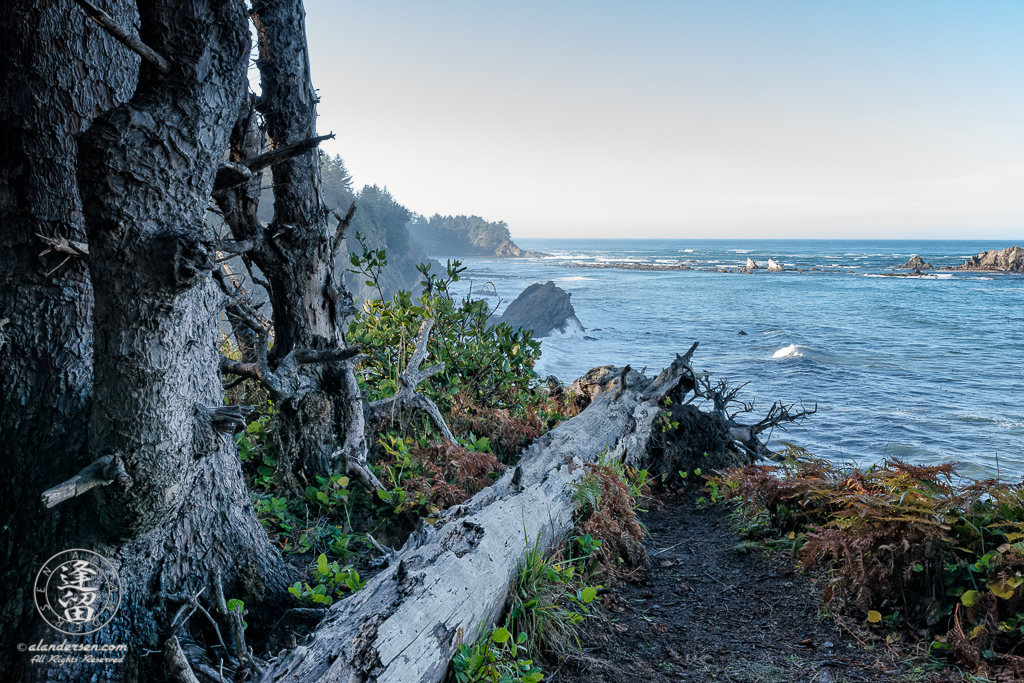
<box><xmin>944</xmin><ymin>246</ymin><xmax>1024</xmax><ymax>272</ymax></box>
<box><xmin>745</xmin><ymin>257</ymin><xmax>758</xmax><ymax>271</ymax></box>
<box><xmin>896</xmin><ymin>255</ymin><xmax>934</xmax><ymax>270</ymax></box>
<box><xmin>767</xmin><ymin>258</ymin><xmax>784</xmax><ymax>272</ymax></box>
<box><xmin>493</xmin><ymin>281</ymin><xmax>583</xmax><ymax>337</ymax></box>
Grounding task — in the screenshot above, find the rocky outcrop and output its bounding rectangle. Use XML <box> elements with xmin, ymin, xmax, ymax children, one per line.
<box><xmin>745</xmin><ymin>257</ymin><xmax>758</xmax><ymax>271</ymax></box>
<box><xmin>492</xmin><ymin>281</ymin><xmax>583</xmax><ymax>337</ymax></box>
<box><xmin>944</xmin><ymin>246</ymin><xmax>1024</xmax><ymax>272</ymax></box>
<box><xmin>896</xmin><ymin>255</ymin><xmax>934</xmax><ymax>270</ymax></box>
<box><xmin>767</xmin><ymin>258</ymin><xmax>784</xmax><ymax>272</ymax></box>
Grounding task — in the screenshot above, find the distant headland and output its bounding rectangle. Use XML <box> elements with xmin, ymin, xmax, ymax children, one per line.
<box><xmin>408</xmin><ymin>214</ymin><xmax>549</xmax><ymax>258</ymax></box>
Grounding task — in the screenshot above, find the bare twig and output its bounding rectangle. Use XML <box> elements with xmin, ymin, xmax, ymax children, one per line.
<box><xmin>70</xmin><ymin>0</ymin><xmax>172</xmax><ymax>74</ymax></box>
<box><xmin>366</xmin><ymin>533</ymin><xmax>400</xmax><ymax>565</ymax></box>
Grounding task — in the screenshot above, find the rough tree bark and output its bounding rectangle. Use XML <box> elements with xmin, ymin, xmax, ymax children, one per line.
<box><xmin>3</xmin><ymin>1</ymin><xmax>293</xmax><ymax>680</ymax></box>
<box><xmin>0</xmin><ymin>0</ymin><xmax>138</xmax><ymax>676</ymax></box>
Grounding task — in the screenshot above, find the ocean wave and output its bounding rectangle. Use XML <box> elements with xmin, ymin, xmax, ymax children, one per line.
<box><xmin>956</xmin><ymin>413</ymin><xmax>1024</xmax><ymax>430</ymax></box>
<box><xmin>771</xmin><ymin>344</ymin><xmax>834</xmax><ymax>363</ymax></box>
<box><xmin>556</xmin><ymin>276</ymin><xmax>595</xmax><ymax>281</ymax></box>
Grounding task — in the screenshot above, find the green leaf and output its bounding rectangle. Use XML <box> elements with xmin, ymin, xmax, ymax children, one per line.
<box><xmin>491</xmin><ymin>627</ymin><xmax>511</xmax><ymax>644</ymax></box>
<box><xmin>581</xmin><ymin>586</ymin><xmax>597</xmax><ymax>603</ymax></box>
<box><xmin>962</xmin><ymin>590</ymin><xmax>980</xmax><ymax>607</ymax></box>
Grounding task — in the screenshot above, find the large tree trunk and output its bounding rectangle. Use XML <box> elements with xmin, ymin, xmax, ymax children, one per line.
<box><xmin>239</xmin><ymin>0</ymin><xmax>357</xmax><ymax>480</ymax></box>
<box><xmin>260</xmin><ymin>356</ymin><xmax>694</xmax><ymax>683</ymax></box>
<box><xmin>2</xmin><ymin>1</ymin><xmax>290</xmax><ymax>680</ymax></box>
<box><xmin>0</xmin><ymin>0</ymin><xmax>138</xmax><ymax>677</ymax></box>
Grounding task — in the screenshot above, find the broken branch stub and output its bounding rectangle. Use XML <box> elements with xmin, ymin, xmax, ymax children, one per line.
<box><xmin>41</xmin><ymin>454</ymin><xmax>133</xmax><ymax>508</ymax></box>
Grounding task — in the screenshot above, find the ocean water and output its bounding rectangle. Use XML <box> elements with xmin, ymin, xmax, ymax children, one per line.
<box><xmin>444</xmin><ymin>239</ymin><xmax>1024</xmax><ymax>478</ymax></box>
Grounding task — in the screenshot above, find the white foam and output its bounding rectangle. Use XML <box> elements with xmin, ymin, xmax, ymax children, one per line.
<box><xmin>556</xmin><ymin>276</ymin><xmax>595</xmax><ymax>281</ymax></box>
<box><xmin>772</xmin><ymin>344</ymin><xmax>805</xmax><ymax>359</ymax></box>
<box><xmin>683</xmin><ymin>249</ymin><xmax>695</xmax><ymax>253</ymax></box>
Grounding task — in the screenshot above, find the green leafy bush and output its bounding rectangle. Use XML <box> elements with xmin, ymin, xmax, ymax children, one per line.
<box><xmin>288</xmin><ymin>553</ymin><xmax>366</xmax><ymax>606</ymax></box>
<box><xmin>450</xmin><ymin>627</ymin><xmax>543</xmax><ymax>683</ymax></box>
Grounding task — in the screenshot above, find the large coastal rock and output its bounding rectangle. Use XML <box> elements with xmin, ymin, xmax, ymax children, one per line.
<box><xmin>493</xmin><ymin>281</ymin><xmax>583</xmax><ymax>337</ymax></box>
<box><xmin>947</xmin><ymin>246</ymin><xmax>1024</xmax><ymax>272</ymax></box>
<box><xmin>896</xmin><ymin>255</ymin><xmax>934</xmax><ymax>270</ymax></box>
<box><xmin>766</xmin><ymin>258</ymin><xmax>784</xmax><ymax>272</ymax></box>
<box><xmin>745</xmin><ymin>257</ymin><xmax>758</xmax><ymax>271</ymax></box>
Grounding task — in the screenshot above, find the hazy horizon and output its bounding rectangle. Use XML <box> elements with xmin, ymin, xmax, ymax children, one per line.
<box><xmin>303</xmin><ymin>1</ymin><xmax>1023</xmax><ymax>240</ymax></box>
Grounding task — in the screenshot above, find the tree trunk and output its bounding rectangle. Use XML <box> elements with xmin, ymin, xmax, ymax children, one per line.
<box><xmin>0</xmin><ymin>0</ymin><xmax>138</xmax><ymax>677</ymax></box>
<box><xmin>211</xmin><ymin>0</ymin><xmax>354</xmax><ymax>481</ymax></box>
<box><xmin>2</xmin><ymin>1</ymin><xmax>291</xmax><ymax>680</ymax></box>
<box><xmin>260</xmin><ymin>356</ymin><xmax>695</xmax><ymax>683</ymax></box>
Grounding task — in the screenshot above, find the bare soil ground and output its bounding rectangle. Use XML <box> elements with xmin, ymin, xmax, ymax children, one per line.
<box><xmin>550</xmin><ymin>489</ymin><xmax>967</xmax><ymax>683</ymax></box>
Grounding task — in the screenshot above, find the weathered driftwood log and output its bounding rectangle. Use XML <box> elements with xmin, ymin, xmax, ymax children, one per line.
<box><xmin>259</xmin><ymin>353</ymin><xmax>696</xmax><ymax>683</ymax></box>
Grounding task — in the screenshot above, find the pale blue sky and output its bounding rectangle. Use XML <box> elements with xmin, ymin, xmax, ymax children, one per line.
<box><xmin>302</xmin><ymin>1</ymin><xmax>1024</xmax><ymax>239</ymax></box>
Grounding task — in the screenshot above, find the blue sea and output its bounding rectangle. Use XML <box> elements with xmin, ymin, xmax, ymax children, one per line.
<box><xmin>445</xmin><ymin>239</ymin><xmax>1024</xmax><ymax>478</ymax></box>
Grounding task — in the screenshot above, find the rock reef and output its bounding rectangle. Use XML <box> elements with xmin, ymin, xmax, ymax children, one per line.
<box><xmin>941</xmin><ymin>246</ymin><xmax>1024</xmax><ymax>272</ymax></box>
<box><xmin>565</xmin><ymin>262</ymin><xmax>693</xmax><ymax>271</ymax></box>
<box><xmin>896</xmin><ymin>255</ymin><xmax>934</xmax><ymax>270</ymax></box>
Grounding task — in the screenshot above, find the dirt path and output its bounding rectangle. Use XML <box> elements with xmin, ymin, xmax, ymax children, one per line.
<box><xmin>551</xmin><ymin>490</ymin><xmax>962</xmax><ymax>683</ymax></box>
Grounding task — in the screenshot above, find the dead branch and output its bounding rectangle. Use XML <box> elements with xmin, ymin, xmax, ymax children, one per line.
<box><xmin>332</xmin><ymin>361</ymin><xmax>383</xmax><ymax>490</ymax></box>
<box><xmin>258</xmin><ymin>355</ymin><xmax>694</xmax><ymax>683</ymax></box>
<box><xmin>70</xmin><ymin>0</ymin><xmax>172</xmax><ymax>74</ymax></box>
<box><xmin>750</xmin><ymin>400</ymin><xmax>818</xmax><ymax>436</ymax></box>
<box><xmin>41</xmin><ymin>454</ymin><xmax>133</xmax><ymax>508</ymax></box>
<box><xmin>37</xmin><ymin>233</ymin><xmax>89</xmax><ymax>258</ymax></box>
<box><xmin>242</xmin><ymin>133</ymin><xmax>334</xmax><ymax>173</ymax></box>
<box><xmin>367</xmin><ymin>319</ymin><xmax>456</xmax><ymax>443</ymax></box>
<box><xmin>330</xmin><ymin>202</ymin><xmax>357</xmax><ymax>259</ymax></box>
<box><xmin>215</xmin><ymin>133</ymin><xmax>336</xmax><ymax>192</ymax></box>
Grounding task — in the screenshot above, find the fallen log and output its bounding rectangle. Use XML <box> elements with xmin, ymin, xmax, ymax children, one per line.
<box><xmin>260</xmin><ymin>352</ymin><xmax>697</xmax><ymax>683</ymax></box>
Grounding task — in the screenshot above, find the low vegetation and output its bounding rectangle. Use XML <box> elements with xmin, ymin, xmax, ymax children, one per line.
<box><xmin>221</xmin><ymin>246</ymin><xmax>583</xmax><ymax>624</ymax></box>
<box><xmin>707</xmin><ymin>445</ymin><xmax>1024</xmax><ymax>681</ymax></box>
<box><xmin>447</xmin><ymin>450</ymin><xmax>651</xmax><ymax>682</ymax></box>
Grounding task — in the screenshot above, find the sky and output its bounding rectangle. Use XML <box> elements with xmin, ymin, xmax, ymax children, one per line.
<box><xmin>302</xmin><ymin>1</ymin><xmax>1024</xmax><ymax>239</ymax></box>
